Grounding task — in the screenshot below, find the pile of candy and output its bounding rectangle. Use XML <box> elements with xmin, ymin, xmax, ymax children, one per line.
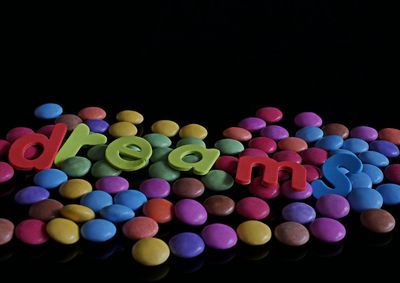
<box><xmin>0</xmin><ymin>103</ymin><xmax>399</xmax><ymax>266</ymax></box>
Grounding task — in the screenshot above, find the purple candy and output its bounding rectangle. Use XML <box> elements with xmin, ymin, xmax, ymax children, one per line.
<box><xmin>281</xmin><ymin>180</ymin><xmax>312</xmax><ymax>200</ymax></box>
<box><xmin>310</xmin><ymin>217</ymin><xmax>346</xmax><ymax>243</ymax></box>
<box><xmin>201</xmin><ymin>223</ymin><xmax>237</xmax><ymax>250</ymax></box>
<box><xmin>238</xmin><ymin>117</ymin><xmax>266</xmax><ymax>132</ymax></box>
<box><xmin>169</xmin><ymin>232</ymin><xmax>205</xmax><ymax>258</ymax></box>
<box><xmin>140</xmin><ymin>178</ymin><xmax>170</xmax><ymax>198</ymax></box>
<box><xmin>95</xmin><ymin>176</ymin><xmax>129</xmax><ymax>194</ymax></box>
<box><xmin>294</xmin><ymin>112</ymin><xmax>323</xmax><ymax>127</ymax></box>
<box><xmin>85</xmin><ymin>119</ymin><xmax>109</xmax><ymax>133</ymax></box>
<box><xmin>260</xmin><ymin>125</ymin><xmax>289</xmax><ymax>141</ymax></box>
<box><xmin>350</xmin><ymin>126</ymin><xmax>378</xmax><ymax>141</ymax></box>
<box><xmin>316</xmin><ymin>194</ymin><xmax>350</xmax><ymax>219</ymax></box>
<box><xmin>369</xmin><ymin>140</ymin><xmax>400</xmax><ymax>158</ymax></box>
<box><xmin>175</xmin><ymin>199</ymin><xmax>207</xmax><ymax>226</ymax></box>
<box><xmin>282</xmin><ymin>202</ymin><xmax>316</xmax><ymax>224</ymax></box>
<box><xmin>15</xmin><ymin>186</ymin><xmax>50</xmax><ymax>205</ymax></box>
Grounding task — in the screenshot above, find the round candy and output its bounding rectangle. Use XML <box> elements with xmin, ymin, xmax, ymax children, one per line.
<box><xmin>143</xmin><ymin>199</ymin><xmax>174</xmax><ymax>224</ymax></box>
<box><xmin>236</xmin><ymin>220</ymin><xmax>271</xmax><ymax>246</ymax></box>
<box><xmin>358</xmin><ymin>151</ymin><xmax>389</xmax><ymax>167</ymax></box>
<box><xmin>379</xmin><ymin>128</ymin><xmax>400</xmax><ymax>145</ymax></box>
<box><xmin>360</xmin><ymin>209</ymin><xmax>396</xmax><ymax>233</ymax></box>
<box><xmin>29</xmin><ymin>199</ymin><xmax>63</xmax><ymax>221</ymax></box>
<box><xmin>60</xmin><ymin>156</ymin><xmax>91</xmax><ymax>177</ymax></box>
<box><xmin>108</xmin><ymin>122</ymin><xmax>138</xmax><ymax>137</ymax></box>
<box><xmin>223</xmin><ymin>127</ymin><xmax>252</xmax><ymax>141</ymax></box>
<box><xmin>55</xmin><ymin>114</ymin><xmax>82</xmax><ymax>131</ymax></box>
<box><xmin>237</xmin><ymin>117</ymin><xmax>266</xmax><ymax>132</ymax></box>
<box><xmin>132</xmin><ymin>238</ymin><xmax>170</xmax><ymax>266</ymax></box>
<box><xmin>294</xmin><ymin>112</ymin><xmax>322</xmax><ymax>127</ymax></box>
<box><xmin>6</xmin><ymin>127</ymin><xmax>34</xmax><ymax>143</ymax></box>
<box><xmin>248</xmin><ymin>137</ymin><xmax>277</xmax><ymax>153</ymax></box>
<box><xmin>176</xmin><ymin>137</ymin><xmax>206</xmax><ymax>147</ymax></box>
<box><xmin>295</xmin><ymin>126</ymin><xmax>324</xmax><ymax>143</ymax></box>
<box><xmin>149</xmin><ymin>161</ymin><xmax>181</xmax><ymax>182</ymax></box>
<box><xmin>172</xmin><ymin>177</ymin><xmax>205</xmax><ymax>198</ymax></box>
<box><xmin>59</xmin><ymin>179</ymin><xmax>92</xmax><ymax>199</ymax></box>
<box><xmin>282</xmin><ymin>202</ymin><xmax>316</xmax><ymax>224</ymax></box>
<box><xmin>100</xmin><ymin>204</ymin><xmax>135</xmax><ymax>223</ymax></box>
<box><xmin>214</xmin><ymin>138</ymin><xmax>244</xmax><ymax>155</ymax></box>
<box><xmin>179</xmin><ymin>124</ymin><xmax>208</xmax><ymax>139</ymax></box>
<box><xmin>347</xmin><ymin>188</ymin><xmax>383</xmax><ymax>213</ymax></box>
<box><xmin>144</xmin><ymin>133</ymin><xmax>172</xmax><ymax>148</ymax></box>
<box><xmin>15</xmin><ymin>186</ymin><xmax>49</xmax><ymax>205</ymax></box>
<box><xmin>151</xmin><ymin>120</ymin><xmax>180</xmax><ymax>137</ymax></box>
<box><xmin>203</xmin><ymin>195</ymin><xmax>235</xmax><ymax>216</ymax></box>
<box><xmin>114</xmin><ymin>190</ymin><xmax>147</xmax><ymax>210</ymax></box>
<box><xmin>240</xmin><ymin>148</ymin><xmax>268</xmax><ymax>157</ymax></box>
<box><xmin>341</xmin><ymin>138</ymin><xmax>369</xmax><ymax>154</ymax></box>
<box><xmin>80</xmin><ymin>190</ymin><xmax>113</xmax><ymax>212</ymax></box>
<box><xmin>278</xmin><ymin>137</ymin><xmax>308</xmax><ymax>152</ymax></box>
<box><xmin>46</xmin><ymin>218</ymin><xmax>79</xmax><ymax>244</ymax></box>
<box><xmin>304</xmin><ymin>164</ymin><xmax>322</xmax><ymax>182</ymax></box>
<box><xmin>116</xmin><ymin>110</ymin><xmax>144</xmax><ymax>124</ymax></box>
<box><xmin>122</xmin><ymin>217</ymin><xmax>159</xmax><ymax>240</ymax></box>
<box><xmin>0</xmin><ymin>161</ymin><xmax>14</xmax><ymax>184</ymax></box>
<box><xmin>249</xmin><ymin>177</ymin><xmax>280</xmax><ymax>199</ymax></box>
<box><xmin>350</xmin><ymin>126</ymin><xmax>378</xmax><ymax>141</ymax></box>
<box><xmin>201</xmin><ymin>223</ymin><xmax>237</xmax><ymax>250</ymax></box>
<box><xmin>91</xmin><ymin>160</ymin><xmax>122</xmax><ymax>178</ymax></box>
<box><xmin>81</xmin><ymin>219</ymin><xmax>116</xmax><ymax>242</ymax></box>
<box><xmin>60</xmin><ymin>204</ymin><xmax>96</xmax><ymax>222</ymax></box>
<box><xmin>301</xmin><ymin>148</ymin><xmax>328</xmax><ymax>166</ymax></box>
<box><xmin>175</xmin><ymin>199</ymin><xmax>207</xmax><ymax>226</ymax></box>
<box><xmin>85</xmin><ymin>119</ymin><xmax>109</xmax><ymax>133</ymax></box>
<box><xmin>362</xmin><ymin>164</ymin><xmax>384</xmax><ymax>185</ymax></box>
<box><xmin>274</xmin><ymin>222</ymin><xmax>310</xmax><ymax>246</ymax></box>
<box><xmin>281</xmin><ymin>181</ymin><xmax>312</xmax><ymax>200</ymax></box>
<box><xmin>272</xmin><ymin>150</ymin><xmax>302</xmax><ymax>163</ymax></box>
<box><xmin>315</xmin><ymin>194</ymin><xmax>350</xmax><ymax>219</ymax></box>
<box><xmin>384</xmin><ymin>164</ymin><xmax>400</xmax><ymax>184</ymax></box>
<box><xmin>0</xmin><ymin>139</ymin><xmax>10</xmax><ymax>157</ymax></box>
<box><xmin>33</xmin><ymin>169</ymin><xmax>68</xmax><ymax>189</ymax></box>
<box><xmin>95</xmin><ymin>176</ymin><xmax>129</xmax><ymax>194</ymax></box>
<box><xmin>260</xmin><ymin>125</ymin><xmax>289</xmax><ymax>141</ymax></box>
<box><xmin>34</xmin><ymin>103</ymin><xmax>63</xmax><ymax>119</ymax></box>
<box><xmin>315</xmin><ymin>135</ymin><xmax>343</xmax><ymax>151</ymax></box>
<box><xmin>310</xmin><ymin>217</ymin><xmax>346</xmax><ymax>243</ymax></box>
<box><xmin>78</xmin><ymin>106</ymin><xmax>106</xmax><ymax>120</ymax></box>
<box><xmin>201</xmin><ymin>170</ymin><xmax>234</xmax><ymax>191</ymax></box>
<box><xmin>169</xmin><ymin>232</ymin><xmax>205</xmax><ymax>258</ymax></box>
<box><xmin>214</xmin><ymin>156</ymin><xmax>238</xmax><ymax>175</ymax></box>
<box><xmin>376</xmin><ymin>183</ymin><xmax>400</xmax><ymax>205</ymax></box>
<box><xmin>37</xmin><ymin>124</ymin><xmax>55</xmax><ymax>137</ymax></box>
<box><xmin>0</xmin><ymin>218</ymin><xmax>14</xmax><ymax>245</ymax></box>
<box><xmin>322</xmin><ymin>123</ymin><xmax>349</xmax><ymax>139</ymax></box>
<box><xmin>87</xmin><ymin>144</ymin><xmax>107</xmax><ymax>161</ymax></box>
<box><xmin>236</xmin><ymin>197</ymin><xmax>270</xmax><ymax>220</ymax></box>
<box><xmin>15</xmin><ymin>219</ymin><xmax>48</xmax><ymax>245</ymax></box>
<box><xmin>369</xmin><ymin>140</ymin><xmax>399</xmax><ymax>158</ymax></box>
<box><xmin>347</xmin><ymin>172</ymin><xmax>372</xmax><ymax>189</ymax></box>
<box><xmin>140</xmin><ymin>178</ymin><xmax>170</xmax><ymax>198</ymax></box>
<box><xmin>150</xmin><ymin>147</ymin><xmax>173</xmax><ymax>162</ymax></box>
<box><xmin>255</xmin><ymin>107</ymin><xmax>283</xmax><ymax>123</ymax></box>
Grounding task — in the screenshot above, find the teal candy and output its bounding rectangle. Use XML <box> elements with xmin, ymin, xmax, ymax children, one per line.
<box><xmin>295</xmin><ymin>126</ymin><xmax>323</xmax><ymax>143</ymax></box>
<box><xmin>150</xmin><ymin>147</ymin><xmax>173</xmax><ymax>162</ymax></box>
<box><xmin>87</xmin><ymin>145</ymin><xmax>108</xmax><ymax>161</ymax></box>
<box><xmin>33</xmin><ymin>169</ymin><xmax>68</xmax><ymax>189</ymax></box>
<box><xmin>347</xmin><ymin>172</ymin><xmax>372</xmax><ymax>189</ymax></box>
<box><xmin>362</xmin><ymin>164</ymin><xmax>384</xmax><ymax>184</ymax></box>
<box><xmin>341</xmin><ymin>138</ymin><xmax>369</xmax><ymax>154</ymax></box>
<box><xmin>183</xmin><ymin>154</ymin><xmax>201</xmax><ymax>163</ymax></box>
<box><xmin>214</xmin><ymin>139</ymin><xmax>244</xmax><ymax>155</ymax></box>
<box><xmin>177</xmin><ymin>138</ymin><xmax>206</xmax><ymax>147</ymax></box>
<box><xmin>376</xmin><ymin>183</ymin><xmax>400</xmax><ymax>205</ymax></box>
<box><xmin>201</xmin><ymin>170</ymin><xmax>234</xmax><ymax>191</ymax></box>
<box><xmin>315</xmin><ymin>135</ymin><xmax>343</xmax><ymax>151</ymax></box>
<box><xmin>347</xmin><ymin>187</ymin><xmax>383</xmax><ymax>213</ymax></box>
<box><xmin>358</xmin><ymin>151</ymin><xmax>389</xmax><ymax>167</ymax></box>
<box><xmin>60</xmin><ymin>156</ymin><xmax>91</xmax><ymax>177</ymax></box>
<box><xmin>149</xmin><ymin>161</ymin><xmax>181</xmax><ymax>181</ymax></box>
<box><xmin>91</xmin><ymin>160</ymin><xmax>122</xmax><ymax>178</ymax></box>
<box><xmin>144</xmin><ymin>133</ymin><xmax>172</xmax><ymax>148</ymax></box>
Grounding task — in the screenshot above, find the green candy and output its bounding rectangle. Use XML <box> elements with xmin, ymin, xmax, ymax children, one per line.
<box><xmin>60</xmin><ymin>156</ymin><xmax>91</xmax><ymax>177</ymax></box>
<box><xmin>91</xmin><ymin>160</ymin><xmax>121</xmax><ymax>178</ymax></box>
<box><xmin>149</xmin><ymin>161</ymin><xmax>181</xmax><ymax>182</ymax></box>
<box><xmin>176</xmin><ymin>138</ymin><xmax>206</xmax><ymax>148</ymax></box>
<box><xmin>183</xmin><ymin>154</ymin><xmax>201</xmax><ymax>163</ymax></box>
<box><xmin>214</xmin><ymin>138</ymin><xmax>244</xmax><ymax>155</ymax></box>
<box><xmin>143</xmin><ymin>133</ymin><xmax>172</xmax><ymax>148</ymax></box>
<box><xmin>150</xmin><ymin>147</ymin><xmax>173</xmax><ymax>162</ymax></box>
<box><xmin>87</xmin><ymin>145</ymin><xmax>108</xmax><ymax>161</ymax></box>
<box><xmin>201</xmin><ymin>170</ymin><xmax>234</xmax><ymax>191</ymax></box>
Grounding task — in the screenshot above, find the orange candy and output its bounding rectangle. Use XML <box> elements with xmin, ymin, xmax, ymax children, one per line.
<box><xmin>223</xmin><ymin>127</ymin><xmax>252</xmax><ymax>142</ymax></box>
<box><xmin>78</xmin><ymin>106</ymin><xmax>107</xmax><ymax>120</ymax></box>
<box><xmin>143</xmin><ymin>199</ymin><xmax>174</xmax><ymax>224</ymax></box>
<box><xmin>278</xmin><ymin>137</ymin><xmax>308</xmax><ymax>152</ymax></box>
<box><xmin>379</xmin><ymin>128</ymin><xmax>400</xmax><ymax>145</ymax></box>
<box><xmin>122</xmin><ymin>216</ymin><xmax>159</xmax><ymax>240</ymax></box>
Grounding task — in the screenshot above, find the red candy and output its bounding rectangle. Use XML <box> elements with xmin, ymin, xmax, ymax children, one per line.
<box><xmin>303</xmin><ymin>164</ymin><xmax>322</xmax><ymax>182</ymax></box>
<box><xmin>214</xmin><ymin>156</ymin><xmax>238</xmax><ymax>175</ymax></box>
<box><xmin>222</xmin><ymin>127</ymin><xmax>252</xmax><ymax>142</ymax></box>
<box><xmin>384</xmin><ymin>164</ymin><xmax>400</xmax><ymax>184</ymax></box>
<box><xmin>272</xmin><ymin>150</ymin><xmax>302</xmax><ymax>163</ymax></box>
<box><xmin>255</xmin><ymin>107</ymin><xmax>283</xmax><ymax>123</ymax></box>
<box><xmin>249</xmin><ymin>176</ymin><xmax>280</xmax><ymax>199</ymax></box>
<box><xmin>278</xmin><ymin>137</ymin><xmax>308</xmax><ymax>152</ymax></box>
<box><xmin>78</xmin><ymin>106</ymin><xmax>107</xmax><ymax>120</ymax></box>
<box><xmin>248</xmin><ymin>137</ymin><xmax>277</xmax><ymax>154</ymax></box>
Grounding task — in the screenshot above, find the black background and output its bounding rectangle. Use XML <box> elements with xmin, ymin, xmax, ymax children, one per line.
<box><xmin>0</xmin><ymin>1</ymin><xmax>398</xmax><ymax>281</ymax></box>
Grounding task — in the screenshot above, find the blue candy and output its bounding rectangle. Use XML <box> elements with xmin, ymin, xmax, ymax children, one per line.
<box><xmin>34</xmin><ymin>103</ymin><xmax>63</xmax><ymax>119</ymax></box>
<box><xmin>33</xmin><ymin>169</ymin><xmax>68</xmax><ymax>189</ymax></box>
<box><xmin>85</xmin><ymin>119</ymin><xmax>109</xmax><ymax>133</ymax></box>
<box><xmin>347</xmin><ymin>188</ymin><xmax>383</xmax><ymax>213</ymax></box>
<box><xmin>80</xmin><ymin>219</ymin><xmax>116</xmax><ymax>242</ymax></box>
<box><xmin>330</xmin><ymin>149</ymin><xmax>356</xmax><ymax>156</ymax></box>
<box><xmin>358</xmin><ymin>151</ymin><xmax>389</xmax><ymax>167</ymax></box>
<box><xmin>114</xmin><ymin>190</ymin><xmax>147</xmax><ymax>210</ymax></box>
<box><xmin>100</xmin><ymin>204</ymin><xmax>135</xmax><ymax>223</ymax></box>
<box><xmin>347</xmin><ymin>172</ymin><xmax>372</xmax><ymax>189</ymax></box>
<box><xmin>295</xmin><ymin>127</ymin><xmax>324</xmax><ymax>143</ymax></box>
<box><xmin>80</xmin><ymin>190</ymin><xmax>113</xmax><ymax>212</ymax></box>
<box><xmin>376</xmin><ymin>183</ymin><xmax>400</xmax><ymax>205</ymax></box>
<box><xmin>315</xmin><ymin>135</ymin><xmax>343</xmax><ymax>151</ymax></box>
<box><xmin>341</xmin><ymin>138</ymin><xmax>369</xmax><ymax>154</ymax></box>
<box><xmin>362</xmin><ymin>164</ymin><xmax>384</xmax><ymax>184</ymax></box>
<box><xmin>369</xmin><ymin>140</ymin><xmax>400</xmax><ymax>158</ymax></box>
<box><xmin>169</xmin><ymin>232</ymin><xmax>205</xmax><ymax>258</ymax></box>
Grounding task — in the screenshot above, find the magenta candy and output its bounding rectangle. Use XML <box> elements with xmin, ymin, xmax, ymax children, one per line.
<box><xmin>0</xmin><ymin>139</ymin><xmax>11</xmax><ymax>157</ymax></box>
<box><xmin>272</xmin><ymin>150</ymin><xmax>302</xmax><ymax>163</ymax></box>
<box><xmin>248</xmin><ymin>137</ymin><xmax>277</xmax><ymax>154</ymax></box>
<box><xmin>255</xmin><ymin>107</ymin><xmax>283</xmax><ymax>123</ymax></box>
<box><xmin>316</xmin><ymin>194</ymin><xmax>350</xmax><ymax>219</ymax></box>
<box><xmin>95</xmin><ymin>176</ymin><xmax>129</xmax><ymax>194</ymax></box>
<box><xmin>37</xmin><ymin>125</ymin><xmax>55</xmax><ymax>137</ymax></box>
<box><xmin>139</xmin><ymin>178</ymin><xmax>170</xmax><ymax>198</ymax></box>
<box><xmin>6</xmin><ymin>127</ymin><xmax>34</xmax><ymax>143</ymax></box>
<box><xmin>303</xmin><ymin>164</ymin><xmax>322</xmax><ymax>182</ymax></box>
<box><xmin>236</xmin><ymin>197</ymin><xmax>270</xmax><ymax>220</ymax></box>
<box><xmin>350</xmin><ymin>126</ymin><xmax>378</xmax><ymax>141</ymax></box>
<box><xmin>238</xmin><ymin>117</ymin><xmax>266</xmax><ymax>132</ymax></box>
<box><xmin>15</xmin><ymin>219</ymin><xmax>49</xmax><ymax>245</ymax></box>
<box><xmin>175</xmin><ymin>199</ymin><xmax>207</xmax><ymax>226</ymax></box>
<box><xmin>214</xmin><ymin>156</ymin><xmax>238</xmax><ymax>175</ymax></box>
<box><xmin>249</xmin><ymin>177</ymin><xmax>280</xmax><ymax>199</ymax></box>
<box><xmin>201</xmin><ymin>223</ymin><xmax>237</xmax><ymax>250</ymax></box>
<box><xmin>281</xmin><ymin>180</ymin><xmax>312</xmax><ymax>200</ymax></box>
<box><xmin>310</xmin><ymin>217</ymin><xmax>346</xmax><ymax>243</ymax></box>
<box><xmin>294</xmin><ymin>112</ymin><xmax>323</xmax><ymax>127</ymax></box>
<box><xmin>384</xmin><ymin>164</ymin><xmax>400</xmax><ymax>184</ymax></box>
<box><xmin>0</xmin><ymin>162</ymin><xmax>14</xmax><ymax>184</ymax></box>
<box><xmin>25</xmin><ymin>146</ymin><xmax>42</xmax><ymax>159</ymax></box>
<box><xmin>260</xmin><ymin>125</ymin><xmax>289</xmax><ymax>141</ymax></box>
<box><xmin>239</xmin><ymin>148</ymin><xmax>268</xmax><ymax>157</ymax></box>
<box><xmin>301</xmin><ymin>147</ymin><xmax>328</xmax><ymax>166</ymax></box>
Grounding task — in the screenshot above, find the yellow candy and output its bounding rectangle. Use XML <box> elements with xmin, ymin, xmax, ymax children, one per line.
<box><xmin>59</xmin><ymin>179</ymin><xmax>92</xmax><ymax>199</ymax></box>
<box><xmin>46</xmin><ymin>218</ymin><xmax>80</xmax><ymax>245</ymax></box>
<box><xmin>109</xmin><ymin>122</ymin><xmax>138</xmax><ymax>137</ymax></box>
<box><xmin>179</xmin><ymin>124</ymin><xmax>208</xmax><ymax>140</ymax></box>
<box><xmin>116</xmin><ymin>110</ymin><xmax>144</xmax><ymax>124</ymax></box>
<box><xmin>60</xmin><ymin>204</ymin><xmax>95</xmax><ymax>223</ymax></box>
<box><xmin>236</xmin><ymin>220</ymin><xmax>272</xmax><ymax>246</ymax></box>
<box><xmin>132</xmin><ymin>238</ymin><xmax>170</xmax><ymax>266</ymax></box>
<box><xmin>151</xmin><ymin>120</ymin><xmax>180</xmax><ymax>137</ymax></box>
